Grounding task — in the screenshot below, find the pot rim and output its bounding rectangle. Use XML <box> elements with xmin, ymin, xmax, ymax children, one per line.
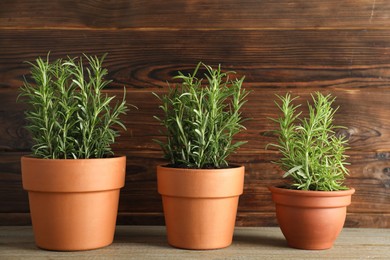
<box><xmin>21</xmin><ymin>155</ymin><xmax>126</xmax><ymax>162</ymax></box>
<box><xmin>157</xmin><ymin>164</ymin><xmax>245</xmax><ymax>198</ymax></box>
<box><xmin>268</xmin><ymin>185</ymin><xmax>355</xmax><ymax>197</ymax></box>
<box><xmin>157</xmin><ymin>164</ymin><xmax>244</xmax><ymax>172</ymax></box>
<box><xmin>21</xmin><ymin>155</ymin><xmax>126</xmax><ymax>192</ymax></box>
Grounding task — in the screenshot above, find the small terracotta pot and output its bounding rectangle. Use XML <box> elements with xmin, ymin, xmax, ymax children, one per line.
<box><xmin>268</xmin><ymin>186</ymin><xmax>355</xmax><ymax>250</ymax></box>
<box><xmin>157</xmin><ymin>165</ymin><xmax>244</xmax><ymax>250</ymax></box>
<box><xmin>21</xmin><ymin>156</ymin><xmax>126</xmax><ymax>251</ymax></box>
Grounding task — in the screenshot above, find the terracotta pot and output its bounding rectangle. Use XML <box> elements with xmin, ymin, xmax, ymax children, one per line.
<box><xmin>21</xmin><ymin>156</ymin><xmax>126</xmax><ymax>251</ymax></box>
<box><xmin>157</xmin><ymin>165</ymin><xmax>244</xmax><ymax>250</ymax></box>
<box><xmin>268</xmin><ymin>186</ymin><xmax>355</xmax><ymax>250</ymax></box>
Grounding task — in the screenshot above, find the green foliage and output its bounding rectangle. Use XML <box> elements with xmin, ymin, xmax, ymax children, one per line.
<box><xmin>154</xmin><ymin>62</ymin><xmax>249</xmax><ymax>169</ymax></box>
<box><xmin>268</xmin><ymin>92</ymin><xmax>350</xmax><ymax>191</ymax></box>
<box><xmin>19</xmin><ymin>53</ymin><xmax>128</xmax><ymax>159</ymax></box>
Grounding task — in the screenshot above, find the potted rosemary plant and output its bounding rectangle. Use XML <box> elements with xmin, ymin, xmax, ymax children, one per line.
<box><xmin>19</xmin><ymin>54</ymin><xmax>128</xmax><ymax>251</ymax></box>
<box><xmin>267</xmin><ymin>92</ymin><xmax>355</xmax><ymax>250</ymax></box>
<box><xmin>154</xmin><ymin>63</ymin><xmax>249</xmax><ymax>249</ymax></box>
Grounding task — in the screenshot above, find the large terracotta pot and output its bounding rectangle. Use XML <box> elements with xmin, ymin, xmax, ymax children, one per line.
<box><xmin>268</xmin><ymin>186</ymin><xmax>355</xmax><ymax>250</ymax></box>
<box><xmin>157</xmin><ymin>165</ymin><xmax>245</xmax><ymax>250</ymax></box>
<box><xmin>21</xmin><ymin>156</ymin><xmax>126</xmax><ymax>251</ymax></box>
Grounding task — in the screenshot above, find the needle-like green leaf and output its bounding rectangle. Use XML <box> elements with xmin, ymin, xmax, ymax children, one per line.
<box><xmin>267</xmin><ymin>92</ymin><xmax>350</xmax><ymax>191</ymax></box>
<box><xmin>18</xmin><ymin>53</ymin><xmax>131</xmax><ymax>159</ymax></box>
<box><xmin>153</xmin><ymin>62</ymin><xmax>250</xmax><ymax>169</ymax></box>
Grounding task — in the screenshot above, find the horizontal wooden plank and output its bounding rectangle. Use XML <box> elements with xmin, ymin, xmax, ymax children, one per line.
<box><xmin>2</xmin><ymin>87</ymin><xmax>390</xmax><ymax>152</ymax></box>
<box><xmin>1</xmin><ymin>0</ymin><xmax>390</xmax><ymax>29</ymax></box>
<box><xmin>1</xmin><ymin>151</ymin><xmax>389</xmax><ymax>218</ymax></box>
<box><xmin>2</xmin><ymin>29</ymin><xmax>390</xmax><ymax>88</ymax></box>
<box><xmin>2</xmin><ymin>226</ymin><xmax>390</xmax><ymax>259</ymax></box>
<box><xmin>1</xmin><ymin>212</ymin><xmax>389</xmax><ymax>228</ymax></box>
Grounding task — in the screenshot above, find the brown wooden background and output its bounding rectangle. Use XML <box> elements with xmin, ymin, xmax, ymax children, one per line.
<box><xmin>1</xmin><ymin>0</ymin><xmax>390</xmax><ymax>228</ymax></box>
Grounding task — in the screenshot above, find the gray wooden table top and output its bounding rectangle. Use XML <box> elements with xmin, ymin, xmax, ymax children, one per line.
<box><xmin>1</xmin><ymin>226</ymin><xmax>389</xmax><ymax>259</ymax></box>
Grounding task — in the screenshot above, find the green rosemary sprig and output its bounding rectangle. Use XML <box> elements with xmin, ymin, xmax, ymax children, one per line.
<box><xmin>154</xmin><ymin>62</ymin><xmax>249</xmax><ymax>169</ymax></box>
<box><xmin>268</xmin><ymin>92</ymin><xmax>350</xmax><ymax>191</ymax></box>
<box><xmin>19</xmin><ymin>53</ymin><xmax>128</xmax><ymax>159</ymax></box>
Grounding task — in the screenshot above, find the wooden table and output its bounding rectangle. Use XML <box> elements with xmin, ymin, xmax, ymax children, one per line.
<box><xmin>1</xmin><ymin>226</ymin><xmax>389</xmax><ymax>259</ymax></box>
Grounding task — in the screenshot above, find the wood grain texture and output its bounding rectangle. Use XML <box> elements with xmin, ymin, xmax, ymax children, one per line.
<box><xmin>1</xmin><ymin>212</ymin><xmax>390</xmax><ymax>228</ymax></box>
<box><xmin>1</xmin><ymin>150</ymin><xmax>389</xmax><ymax>227</ymax></box>
<box><xmin>1</xmin><ymin>0</ymin><xmax>390</xmax><ymax>29</ymax></box>
<box><xmin>1</xmin><ymin>1</ymin><xmax>390</xmax><ymax>227</ymax></box>
<box><xmin>2</xmin><ymin>88</ymin><xmax>390</xmax><ymax>153</ymax></box>
<box><xmin>2</xmin><ymin>29</ymin><xmax>390</xmax><ymax>87</ymax></box>
<box><xmin>1</xmin><ymin>226</ymin><xmax>390</xmax><ymax>258</ymax></box>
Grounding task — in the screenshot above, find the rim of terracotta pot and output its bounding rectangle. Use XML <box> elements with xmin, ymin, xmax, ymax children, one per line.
<box><xmin>268</xmin><ymin>185</ymin><xmax>355</xmax><ymax>208</ymax></box>
<box><xmin>268</xmin><ymin>185</ymin><xmax>355</xmax><ymax>197</ymax></box>
<box><xmin>21</xmin><ymin>155</ymin><xmax>126</xmax><ymax>192</ymax></box>
<box><xmin>157</xmin><ymin>164</ymin><xmax>245</xmax><ymax>198</ymax></box>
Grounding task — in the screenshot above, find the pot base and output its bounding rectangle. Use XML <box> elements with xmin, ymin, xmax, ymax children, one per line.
<box><xmin>269</xmin><ymin>186</ymin><xmax>355</xmax><ymax>250</ymax></box>
<box><xmin>163</xmin><ymin>196</ymin><xmax>239</xmax><ymax>250</ymax></box>
<box><xmin>29</xmin><ymin>190</ymin><xmax>120</xmax><ymax>251</ymax></box>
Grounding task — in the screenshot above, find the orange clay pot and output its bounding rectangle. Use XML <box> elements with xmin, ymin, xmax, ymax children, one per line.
<box><xmin>21</xmin><ymin>156</ymin><xmax>126</xmax><ymax>251</ymax></box>
<box><xmin>157</xmin><ymin>165</ymin><xmax>245</xmax><ymax>250</ymax></box>
<box><xmin>268</xmin><ymin>186</ymin><xmax>355</xmax><ymax>250</ymax></box>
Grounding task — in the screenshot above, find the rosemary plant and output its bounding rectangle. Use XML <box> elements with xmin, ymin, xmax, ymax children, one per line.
<box><xmin>268</xmin><ymin>92</ymin><xmax>349</xmax><ymax>191</ymax></box>
<box><xmin>154</xmin><ymin>62</ymin><xmax>249</xmax><ymax>169</ymax></box>
<box><xmin>19</xmin><ymin>54</ymin><xmax>128</xmax><ymax>159</ymax></box>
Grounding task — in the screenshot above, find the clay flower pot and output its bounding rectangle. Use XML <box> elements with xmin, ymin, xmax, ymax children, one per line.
<box><xmin>268</xmin><ymin>186</ymin><xmax>355</xmax><ymax>250</ymax></box>
<box><xmin>21</xmin><ymin>156</ymin><xmax>126</xmax><ymax>251</ymax></box>
<box><xmin>157</xmin><ymin>165</ymin><xmax>245</xmax><ymax>250</ymax></box>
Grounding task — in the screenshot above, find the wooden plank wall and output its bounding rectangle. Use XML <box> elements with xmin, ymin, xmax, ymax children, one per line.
<box><xmin>1</xmin><ymin>0</ymin><xmax>390</xmax><ymax>227</ymax></box>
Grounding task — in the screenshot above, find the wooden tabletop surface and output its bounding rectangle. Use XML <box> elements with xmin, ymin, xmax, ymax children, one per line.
<box><xmin>1</xmin><ymin>226</ymin><xmax>389</xmax><ymax>259</ymax></box>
